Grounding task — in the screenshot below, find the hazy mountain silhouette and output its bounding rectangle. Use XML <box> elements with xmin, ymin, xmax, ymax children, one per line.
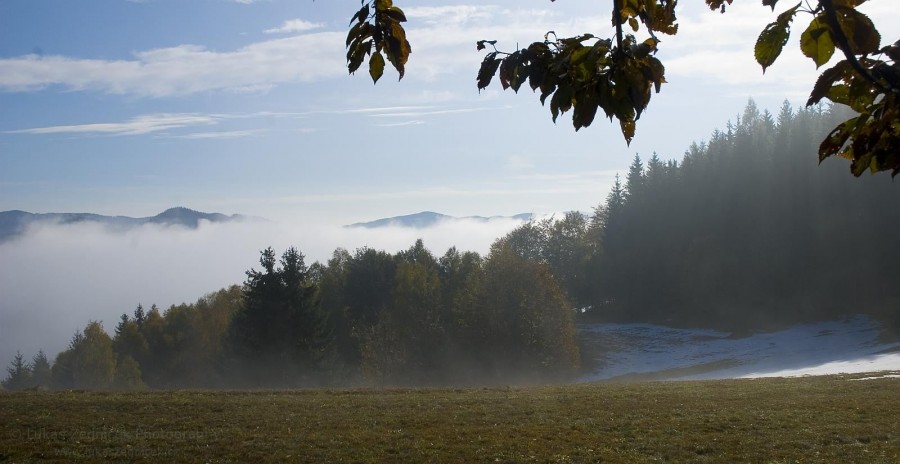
<box><xmin>0</xmin><ymin>207</ymin><xmax>251</xmax><ymax>243</ymax></box>
<box><xmin>345</xmin><ymin>211</ymin><xmax>533</xmax><ymax>229</ymax></box>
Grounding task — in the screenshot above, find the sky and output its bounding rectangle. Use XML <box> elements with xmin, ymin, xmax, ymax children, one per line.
<box><xmin>2</xmin><ymin>0</ymin><xmax>897</xmax><ymax>223</ymax></box>
<box><xmin>1</xmin><ymin>1</ymin><xmax>899</xmax><ymax>363</ymax></box>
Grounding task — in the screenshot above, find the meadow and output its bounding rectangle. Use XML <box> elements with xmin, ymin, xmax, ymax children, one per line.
<box><xmin>1</xmin><ymin>374</ymin><xmax>898</xmax><ymax>463</ymax></box>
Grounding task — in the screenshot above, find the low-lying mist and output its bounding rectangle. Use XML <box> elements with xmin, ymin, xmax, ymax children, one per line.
<box><xmin>0</xmin><ymin>216</ymin><xmax>526</xmax><ymax>365</ymax></box>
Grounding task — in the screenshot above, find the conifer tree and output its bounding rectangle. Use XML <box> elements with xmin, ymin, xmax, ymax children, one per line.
<box><xmin>2</xmin><ymin>351</ymin><xmax>32</xmax><ymax>391</ymax></box>
<box><xmin>30</xmin><ymin>350</ymin><xmax>51</xmax><ymax>388</ymax></box>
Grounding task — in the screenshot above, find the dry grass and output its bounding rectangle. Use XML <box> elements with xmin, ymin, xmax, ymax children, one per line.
<box><xmin>1</xmin><ymin>374</ymin><xmax>898</xmax><ymax>463</ymax></box>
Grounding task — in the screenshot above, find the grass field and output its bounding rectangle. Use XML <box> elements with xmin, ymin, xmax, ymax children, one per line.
<box><xmin>1</xmin><ymin>374</ymin><xmax>898</xmax><ymax>463</ymax></box>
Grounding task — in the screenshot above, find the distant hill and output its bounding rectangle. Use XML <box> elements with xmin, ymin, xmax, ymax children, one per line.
<box><xmin>0</xmin><ymin>207</ymin><xmax>251</xmax><ymax>243</ymax></box>
<box><xmin>346</xmin><ymin>211</ymin><xmax>534</xmax><ymax>229</ymax></box>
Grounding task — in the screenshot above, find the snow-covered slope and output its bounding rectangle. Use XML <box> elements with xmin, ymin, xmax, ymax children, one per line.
<box><xmin>579</xmin><ymin>315</ymin><xmax>900</xmax><ymax>381</ymax></box>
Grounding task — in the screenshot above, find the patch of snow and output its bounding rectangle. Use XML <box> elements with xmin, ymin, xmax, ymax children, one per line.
<box><xmin>848</xmin><ymin>373</ymin><xmax>900</xmax><ymax>381</ymax></box>
<box><xmin>579</xmin><ymin>315</ymin><xmax>900</xmax><ymax>381</ymax></box>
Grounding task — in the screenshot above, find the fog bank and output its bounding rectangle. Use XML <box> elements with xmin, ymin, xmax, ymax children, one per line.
<box><xmin>0</xmin><ymin>216</ymin><xmax>525</xmax><ymax>365</ymax></box>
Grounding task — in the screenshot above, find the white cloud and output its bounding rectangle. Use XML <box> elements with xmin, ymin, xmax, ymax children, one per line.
<box><xmin>335</xmin><ymin>105</ymin><xmax>435</xmax><ymax>114</ymax></box>
<box><xmin>0</xmin><ymin>33</ymin><xmax>345</xmax><ymax>97</ymax></box>
<box><xmin>367</xmin><ymin>107</ymin><xmax>487</xmax><ymax>118</ymax></box>
<box><xmin>264</xmin><ymin>19</ymin><xmax>324</xmax><ymax>34</ymax></box>
<box><xmin>7</xmin><ymin>111</ymin><xmax>309</xmax><ymax>137</ymax></box>
<box><xmin>404</xmin><ymin>5</ymin><xmax>499</xmax><ymax>25</ymax></box>
<box><xmin>7</xmin><ymin>113</ymin><xmax>218</xmax><ymax>135</ymax></box>
<box><xmin>4</xmin><ymin>2</ymin><xmax>892</xmax><ymax>100</ymax></box>
<box><xmin>0</xmin><ymin>5</ymin><xmax>571</xmax><ymax>96</ymax></box>
<box><xmin>226</xmin><ymin>84</ymin><xmax>274</xmax><ymax>95</ymax></box>
<box><xmin>168</xmin><ymin>129</ymin><xmax>264</xmax><ymax>139</ymax></box>
<box><xmin>374</xmin><ymin>120</ymin><xmax>425</xmax><ymax>127</ymax></box>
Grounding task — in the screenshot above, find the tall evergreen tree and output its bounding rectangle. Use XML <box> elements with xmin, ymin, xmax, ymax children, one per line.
<box><xmin>229</xmin><ymin>247</ymin><xmax>328</xmax><ymax>386</ymax></box>
<box><xmin>624</xmin><ymin>154</ymin><xmax>645</xmax><ymax>203</ymax></box>
<box><xmin>31</xmin><ymin>350</ymin><xmax>51</xmax><ymax>388</ymax></box>
<box><xmin>2</xmin><ymin>351</ymin><xmax>32</xmax><ymax>391</ymax></box>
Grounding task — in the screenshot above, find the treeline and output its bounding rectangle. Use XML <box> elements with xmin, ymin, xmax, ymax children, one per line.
<box><xmin>5</xmin><ymin>100</ymin><xmax>899</xmax><ymax>391</ymax></box>
<box><xmin>3</xmin><ymin>239</ymin><xmax>579</xmax><ymax>390</ymax></box>
<box><xmin>507</xmin><ymin>101</ymin><xmax>900</xmax><ymax>330</ymax></box>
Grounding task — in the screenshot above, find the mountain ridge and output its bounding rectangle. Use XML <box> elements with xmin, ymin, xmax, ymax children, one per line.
<box><xmin>0</xmin><ymin>207</ymin><xmax>251</xmax><ymax>243</ymax></box>
<box><xmin>345</xmin><ymin>211</ymin><xmax>534</xmax><ymax>229</ymax></box>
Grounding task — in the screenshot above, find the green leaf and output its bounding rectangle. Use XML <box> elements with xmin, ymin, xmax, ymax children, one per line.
<box><xmin>807</xmin><ymin>60</ymin><xmax>850</xmax><ymax>106</ymax></box>
<box><xmin>628</xmin><ymin>17</ymin><xmax>639</xmax><ymax>32</ymax></box>
<box><xmin>754</xmin><ymin>4</ymin><xmax>800</xmax><ymax>73</ymax></box>
<box><xmin>526</xmin><ymin>42</ymin><xmax>551</xmax><ymax>92</ymax></box>
<box><xmin>705</xmin><ymin>0</ymin><xmax>734</xmax><ymax>13</ymax></box>
<box><xmin>647</xmin><ymin>57</ymin><xmax>666</xmax><ymax>93</ymax></box>
<box><xmin>820</xmin><ymin>118</ymin><xmax>856</xmax><ymax>162</ymax></box>
<box><xmin>347</xmin><ymin>40</ymin><xmax>371</xmax><ymax>75</ymax></box>
<box><xmin>833</xmin><ymin>0</ymin><xmax>867</xmax><ymax>7</ymax></box>
<box><xmin>846</xmin><ymin>76</ymin><xmax>875</xmax><ymax>113</ymax></box>
<box><xmin>836</xmin><ymin>8</ymin><xmax>880</xmax><ymax>55</ymax></box>
<box><xmin>476</xmin><ymin>52</ymin><xmax>502</xmax><ymax>91</ymax></box>
<box><xmin>369</xmin><ymin>51</ymin><xmax>385</xmax><ymax>84</ymax></box>
<box><xmin>800</xmin><ymin>16</ymin><xmax>835</xmax><ymax>68</ymax></box>
<box><xmin>620</xmin><ymin>117</ymin><xmax>636</xmax><ymax>145</ymax></box>
<box><xmin>346</xmin><ymin>22</ymin><xmax>372</xmax><ymax>48</ymax></box>
<box><xmin>498</xmin><ymin>52</ymin><xmax>521</xmax><ymax>91</ymax></box>
<box><xmin>755</xmin><ymin>24</ymin><xmax>789</xmax><ymax>72</ymax></box>
<box><xmin>381</xmin><ymin>21</ymin><xmax>411</xmax><ymax>80</ymax></box>
<box><xmin>385</xmin><ymin>6</ymin><xmax>408</xmax><ymax>22</ymax></box>
<box><xmin>572</xmin><ymin>88</ymin><xmax>599</xmax><ymax>131</ymax></box>
<box><xmin>762</xmin><ymin>0</ymin><xmax>780</xmax><ymax>11</ymax></box>
<box><xmin>825</xmin><ymin>84</ymin><xmax>850</xmax><ymax>106</ymax></box>
<box><xmin>549</xmin><ymin>85</ymin><xmax>573</xmax><ymax>123</ymax></box>
<box><xmin>350</xmin><ymin>4</ymin><xmax>370</xmax><ymax>26</ymax></box>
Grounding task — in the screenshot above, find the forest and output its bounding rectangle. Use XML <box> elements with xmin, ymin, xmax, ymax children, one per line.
<box><xmin>3</xmin><ymin>100</ymin><xmax>899</xmax><ymax>391</ymax></box>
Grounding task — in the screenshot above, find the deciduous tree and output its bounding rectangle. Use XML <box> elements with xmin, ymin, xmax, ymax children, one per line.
<box><xmin>346</xmin><ymin>0</ymin><xmax>899</xmax><ymax>176</ymax></box>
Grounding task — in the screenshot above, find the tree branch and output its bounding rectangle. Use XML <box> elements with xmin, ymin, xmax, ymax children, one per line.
<box><xmin>819</xmin><ymin>0</ymin><xmax>896</xmax><ymax>93</ymax></box>
<box><xmin>613</xmin><ymin>0</ymin><xmax>624</xmax><ymax>54</ymax></box>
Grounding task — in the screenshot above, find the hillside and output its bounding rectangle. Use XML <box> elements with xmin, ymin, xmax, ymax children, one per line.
<box><xmin>345</xmin><ymin>211</ymin><xmax>533</xmax><ymax>228</ymax></box>
<box><xmin>0</xmin><ymin>207</ymin><xmax>251</xmax><ymax>243</ymax></box>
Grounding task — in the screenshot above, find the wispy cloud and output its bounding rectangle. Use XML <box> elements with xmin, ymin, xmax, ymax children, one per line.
<box><xmin>330</xmin><ymin>104</ymin><xmax>489</xmax><ymax>122</ymax></box>
<box><xmin>0</xmin><ymin>33</ymin><xmax>345</xmax><ymax>97</ymax></box>
<box><xmin>7</xmin><ymin>113</ymin><xmax>217</xmax><ymax>135</ymax></box>
<box><xmin>367</xmin><ymin>108</ymin><xmax>487</xmax><ymax>118</ymax></box>
<box><xmin>5</xmin><ymin>111</ymin><xmax>308</xmax><ymax>137</ymax></box>
<box><xmin>168</xmin><ymin>129</ymin><xmax>264</xmax><ymax>139</ymax></box>
<box><xmin>264</xmin><ymin>19</ymin><xmax>324</xmax><ymax>34</ymax></box>
<box><xmin>404</xmin><ymin>5</ymin><xmax>498</xmax><ymax>25</ymax></box>
<box><xmin>334</xmin><ymin>105</ymin><xmax>435</xmax><ymax>115</ymax></box>
<box><xmin>374</xmin><ymin>120</ymin><xmax>425</xmax><ymax>127</ymax></box>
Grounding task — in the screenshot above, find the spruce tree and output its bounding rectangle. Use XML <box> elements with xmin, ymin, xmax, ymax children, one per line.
<box><xmin>2</xmin><ymin>351</ymin><xmax>32</xmax><ymax>391</ymax></box>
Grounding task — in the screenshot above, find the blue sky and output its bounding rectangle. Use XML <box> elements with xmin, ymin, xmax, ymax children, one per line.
<box><xmin>2</xmin><ymin>0</ymin><xmax>898</xmax><ymax>224</ymax></box>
